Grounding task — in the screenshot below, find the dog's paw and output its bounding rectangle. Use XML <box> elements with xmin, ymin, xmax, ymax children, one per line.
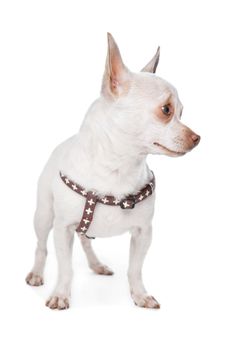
<box><xmin>91</xmin><ymin>264</ymin><xmax>114</xmax><ymax>276</ymax></box>
<box><xmin>132</xmin><ymin>293</ymin><xmax>160</xmax><ymax>309</ymax></box>
<box><xmin>46</xmin><ymin>296</ymin><xmax>70</xmax><ymax>310</ymax></box>
<box><xmin>25</xmin><ymin>272</ymin><xmax>44</xmax><ymax>286</ymax></box>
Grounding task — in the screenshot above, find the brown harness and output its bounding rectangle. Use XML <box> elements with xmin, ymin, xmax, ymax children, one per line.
<box><xmin>60</xmin><ymin>171</ymin><xmax>155</xmax><ymax>239</ymax></box>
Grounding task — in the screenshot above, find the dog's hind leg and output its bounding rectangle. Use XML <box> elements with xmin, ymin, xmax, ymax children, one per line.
<box><xmin>26</xmin><ymin>189</ymin><xmax>54</xmax><ymax>286</ymax></box>
<box><xmin>79</xmin><ymin>234</ymin><xmax>114</xmax><ymax>275</ymax></box>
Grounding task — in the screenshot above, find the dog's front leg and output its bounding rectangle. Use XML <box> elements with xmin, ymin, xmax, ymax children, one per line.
<box><xmin>46</xmin><ymin>223</ymin><xmax>74</xmax><ymax>310</ymax></box>
<box><xmin>128</xmin><ymin>226</ymin><xmax>160</xmax><ymax>309</ymax></box>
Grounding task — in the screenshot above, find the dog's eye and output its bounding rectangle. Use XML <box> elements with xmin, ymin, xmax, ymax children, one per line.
<box><xmin>161</xmin><ymin>104</ymin><xmax>172</xmax><ymax>116</ymax></box>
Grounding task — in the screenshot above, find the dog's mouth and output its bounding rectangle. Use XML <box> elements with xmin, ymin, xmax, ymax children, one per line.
<box><xmin>153</xmin><ymin>142</ymin><xmax>186</xmax><ymax>156</ymax></box>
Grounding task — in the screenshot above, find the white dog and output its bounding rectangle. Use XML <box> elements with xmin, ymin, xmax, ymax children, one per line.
<box><xmin>26</xmin><ymin>33</ymin><xmax>200</xmax><ymax>310</ymax></box>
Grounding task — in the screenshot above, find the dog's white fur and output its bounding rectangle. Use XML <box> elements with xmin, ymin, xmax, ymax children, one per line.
<box><xmin>26</xmin><ymin>34</ymin><xmax>200</xmax><ymax>310</ymax></box>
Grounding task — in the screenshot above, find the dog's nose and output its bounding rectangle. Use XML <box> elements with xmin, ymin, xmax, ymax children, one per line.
<box><xmin>191</xmin><ymin>134</ymin><xmax>201</xmax><ymax>147</ymax></box>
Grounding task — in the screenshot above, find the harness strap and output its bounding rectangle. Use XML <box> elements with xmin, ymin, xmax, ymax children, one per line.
<box><xmin>76</xmin><ymin>191</ymin><xmax>97</xmax><ymax>238</ymax></box>
<box><xmin>60</xmin><ymin>171</ymin><xmax>155</xmax><ymax>239</ymax></box>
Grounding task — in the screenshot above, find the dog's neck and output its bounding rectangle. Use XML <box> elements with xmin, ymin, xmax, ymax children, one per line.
<box><xmin>67</xmin><ymin>98</ymin><xmax>151</xmax><ymax>197</ymax></box>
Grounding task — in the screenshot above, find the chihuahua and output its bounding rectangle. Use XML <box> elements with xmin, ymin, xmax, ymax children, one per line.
<box><xmin>26</xmin><ymin>33</ymin><xmax>200</xmax><ymax>310</ymax></box>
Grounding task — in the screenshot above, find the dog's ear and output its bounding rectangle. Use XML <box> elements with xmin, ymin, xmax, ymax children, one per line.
<box><xmin>102</xmin><ymin>33</ymin><xmax>130</xmax><ymax>98</ymax></box>
<box><xmin>141</xmin><ymin>46</ymin><xmax>160</xmax><ymax>73</ymax></box>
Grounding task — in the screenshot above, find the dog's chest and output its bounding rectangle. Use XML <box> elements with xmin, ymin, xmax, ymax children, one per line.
<box><xmin>87</xmin><ymin>196</ymin><xmax>155</xmax><ymax>237</ymax></box>
<box><xmin>53</xmin><ymin>177</ymin><xmax>155</xmax><ymax>237</ymax></box>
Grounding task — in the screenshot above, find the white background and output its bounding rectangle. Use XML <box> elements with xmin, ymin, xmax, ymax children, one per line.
<box><xmin>0</xmin><ymin>0</ymin><xmax>232</xmax><ymax>349</ymax></box>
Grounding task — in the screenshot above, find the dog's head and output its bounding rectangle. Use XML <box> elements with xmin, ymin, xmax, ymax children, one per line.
<box><xmin>101</xmin><ymin>33</ymin><xmax>200</xmax><ymax>157</ymax></box>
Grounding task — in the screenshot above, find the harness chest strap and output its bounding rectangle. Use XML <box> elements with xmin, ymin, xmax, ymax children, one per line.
<box><xmin>76</xmin><ymin>191</ymin><xmax>98</xmax><ymax>236</ymax></box>
<box><xmin>60</xmin><ymin>171</ymin><xmax>155</xmax><ymax>239</ymax></box>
